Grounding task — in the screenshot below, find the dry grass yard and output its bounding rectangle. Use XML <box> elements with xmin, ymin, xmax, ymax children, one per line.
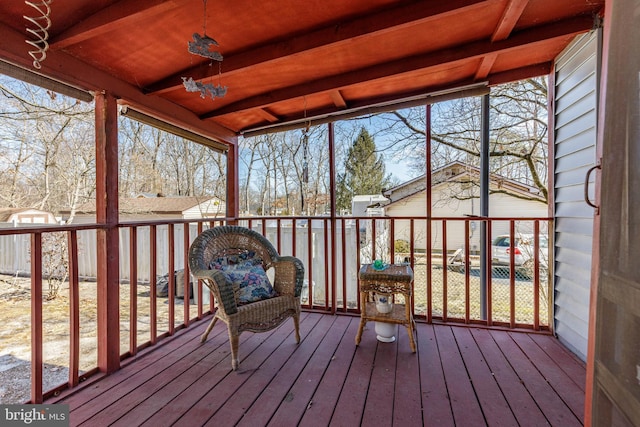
<box><xmin>0</xmin><ymin>274</ymin><xmax>201</xmax><ymax>404</ymax></box>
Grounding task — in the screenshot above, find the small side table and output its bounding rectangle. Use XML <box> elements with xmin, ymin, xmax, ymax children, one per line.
<box><xmin>355</xmin><ymin>264</ymin><xmax>416</xmax><ymax>352</ymax></box>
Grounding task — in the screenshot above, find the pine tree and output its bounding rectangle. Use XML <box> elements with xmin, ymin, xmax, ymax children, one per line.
<box><xmin>336</xmin><ymin>127</ymin><xmax>390</xmax><ymax>213</ymax></box>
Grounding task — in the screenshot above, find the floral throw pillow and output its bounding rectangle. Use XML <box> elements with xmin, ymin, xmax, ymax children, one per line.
<box><xmin>220</xmin><ymin>261</ymin><xmax>277</xmax><ymax>304</ymax></box>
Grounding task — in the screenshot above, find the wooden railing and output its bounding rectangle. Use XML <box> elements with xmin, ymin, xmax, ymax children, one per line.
<box><xmin>0</xmin><ymin>215</ymin><xmax>552</xmax><ymax>403</ymax></box>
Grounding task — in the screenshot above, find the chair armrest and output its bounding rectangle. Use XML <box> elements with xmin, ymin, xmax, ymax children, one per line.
<box><xmin>190</xmin><ymin>267</ymin><xmax>239</xmax><ymax>314</ymax></box>
<box><xmin>271</xmin><ymin>255</ymin><xmax>304</xmax><ymax>297</ymax></box>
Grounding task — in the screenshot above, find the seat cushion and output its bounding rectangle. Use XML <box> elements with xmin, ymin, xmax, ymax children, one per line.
<box><xmin>221</xmin><ymin>262</ymin><xmax>277</xmax><ymax>304</ymax></box>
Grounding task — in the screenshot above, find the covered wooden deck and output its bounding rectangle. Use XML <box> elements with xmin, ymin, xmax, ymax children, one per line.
<box><xmin>50</xmin><ymin>312</ymin><xmax>585</xmax><ymax>426</ymax></box>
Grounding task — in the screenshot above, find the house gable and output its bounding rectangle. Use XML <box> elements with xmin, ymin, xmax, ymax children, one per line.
<box><xmin>383</xmin><ymin>162</ymin><xmax>544</xmax><ymax>207</ymax></box>
<box><xmin>384</xmin><ymin>172</ymin><xmax>548</xmax><ymax>253</ymax></box>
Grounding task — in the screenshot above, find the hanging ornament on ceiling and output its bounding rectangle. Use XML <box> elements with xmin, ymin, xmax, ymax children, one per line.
<box><xmin>182</xmin><ymin>0</ymin><xmax>226</xmax><ymax>100</ymax></box>
<box><xmin>182</xmin><ymin>76</ymin><xmax>227</xmax><ymax>99</ymax></box>
<box><xmin>188</xmin><ymin>32</ymin><xmax>223</xmax><ymax>62</ymax></box>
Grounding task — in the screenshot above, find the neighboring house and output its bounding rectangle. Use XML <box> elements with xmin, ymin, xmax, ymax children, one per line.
<box><xmin>0</xmin><ymin>208</ymin><xmax>56</xmax><ymax>227</ymax></box>
<box><xmin>381</xmin><ymin>161</ymin><xmax>548</xmax><ymax>252</ymax></box>
<box><xmin>60</xmin><ymin>195</ymin><xmax>225</xmax><ymax>223</ymax></box>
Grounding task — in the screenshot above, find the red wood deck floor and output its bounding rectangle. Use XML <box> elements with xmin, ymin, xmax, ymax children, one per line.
<box><xmin>50</xmin><ymin>312</ymin><xmax>586</xmax><ymax>426</ymax></box>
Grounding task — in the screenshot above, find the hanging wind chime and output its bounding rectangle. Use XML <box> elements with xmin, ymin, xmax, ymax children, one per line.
<box><xmin>300</xmin><ymin>122</ymin><xmax>310</xmax><ymax>215</ymax></box>
<box><xmin>302</xmin><ymin>127</ymin><xmax>309</xmax><ymax>184</ymax></box>
<box><xmin>301</xmin><ymin>97</ymin><xmax>310</xmax><ymax>184</ymax></box>
<box><xmin>182</xmin><ymin>0</ymin><xmax>227</xmax><ymax>100</ymax></box>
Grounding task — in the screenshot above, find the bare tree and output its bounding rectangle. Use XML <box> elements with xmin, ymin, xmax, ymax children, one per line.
<box><xmin>1</xmin><ymin>76</ymin><xmax>230</xmax><ymax>225</ymax></box>
<box><xmin>0</xmin><ymin>77</ymin><xmax>95</xmax><ymax>216</ymax></box>
<box><xmin>240</xmin><ymin>126</ymin><xmax>331</xmax><ymax>217</ymax></box>
<box><xmin>117</xmin><ymin>117</ymin><xmax>226</xmax><ymax>199</ymax></box>
<box><xmin>239</xmin><ymin>136</ymin><xmax>260</xmax><ymax>214</ymax></box>
<box><xmin>367</xmin><ymin>77</ymin><xmax>549</xmax><ymax>202</ymax></box>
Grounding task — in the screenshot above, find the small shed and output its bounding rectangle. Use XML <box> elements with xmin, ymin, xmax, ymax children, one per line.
<box><xmin>0</xmin><ymin>208</ymin><xmax>56</xmax><ymax>226</ymax></box>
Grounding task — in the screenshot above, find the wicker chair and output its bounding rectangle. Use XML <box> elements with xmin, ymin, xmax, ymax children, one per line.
<box><xmin>188</xmin><ymin>225</ymin><xmax>303</xmax><ymax>370</ymax></box>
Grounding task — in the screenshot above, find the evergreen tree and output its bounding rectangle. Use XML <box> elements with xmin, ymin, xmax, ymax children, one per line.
<box><xmin>336</xmin><ymin>127</ymin><xmax>390</xmax><ymax>213</ymax></box>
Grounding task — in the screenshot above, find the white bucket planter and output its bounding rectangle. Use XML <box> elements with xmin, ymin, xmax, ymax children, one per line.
<box><xmin>374</xmin><ymin>294</ymin><xmax>395</xmax><ymax>342</ymax></box>
<box><xmin>375</xmin><ymin>321</ymin><xmax>396</xmax><ymax>342</ymax></box>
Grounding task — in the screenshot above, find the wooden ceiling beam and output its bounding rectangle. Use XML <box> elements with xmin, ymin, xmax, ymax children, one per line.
<box><xmin>475</xmin><ymin>53</ymin><xmax>498</xmax><ymax>80</ymax></box>
<box><xmin>0</xmin><ymin>22</ymin><xmax>236</xmax><ymax>145</ymax></box>
<box><xmin>330</xmin><ymin>90</ymin><xmax>347</xmax><ymax>109</ymax></box>
<box><xmin>145</xmin><ymin>0</ymin><xmax>493</xmax><ymax>95</ymax></box>
<box><xmin>492</xmin><ymin>0</ymin><xmax>530</xmax><ymax>42</ymax></box>
<box><xmin>487</xmin><ymin>62</ymin><xmax>552</xmax><ymax>86</ymax></box>
<box><xmin>50</xmin><ymin>0</ymin><xmax>178</xmax><ymax>49</ymax></box>
<box><xmin>256</xmin><ymin>108</ymin><xmax>280</xmax><ymax>123</ymax></box>
<box><xmin>241</xmin><ymin>83</ymin><xmax>490</xmax><ymax>137</ymax></box>
<box><xmin>201</xmin><ymin>15</ymin><xmax>592</xmax><ymax>120</ymax></box>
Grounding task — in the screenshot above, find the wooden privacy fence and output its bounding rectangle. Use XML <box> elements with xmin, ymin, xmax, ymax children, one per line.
<box><xmin>0</xmin><ymin>224</ymin><xmax>198</xmax><ymax>283</ymax></box>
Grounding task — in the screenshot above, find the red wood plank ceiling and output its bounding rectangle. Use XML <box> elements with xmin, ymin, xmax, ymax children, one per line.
<box><xmin>0</xmin><ymin>0</ymin><xmax>603</xmax><ymax>144</ymax></box>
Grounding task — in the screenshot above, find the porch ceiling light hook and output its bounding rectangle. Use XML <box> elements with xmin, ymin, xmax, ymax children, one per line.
<box><xmin>24</xmin><ymin>0</ymin><xmax>53</xmax><ymax>69</ymax></box>
<box><xmin>182</xmin><ymin>0</ymin><xmax>227</xmax><ymax>100</ymax></box>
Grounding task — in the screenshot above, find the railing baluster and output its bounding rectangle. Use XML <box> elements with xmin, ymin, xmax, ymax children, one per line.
<box><xmin>196</xmin><ymin>221</ymin><xmax>211</xmax><ymax>315</ymax></box>
<box><xmin>30</xmin><ymin>232</ymin><xmax>43</xmax><ymax>403</ymax></box>
<box><xmin>184</xmin><ymin>223</ymin><xmax>191</xmax><ymax>325</ymax></box>
<box><xmin>442</xmin><ymin>220</ymin><xmax>448</xmax><ymax>323</ymax></box>
<box><xmin>355</xmin><ymin>218</ymin><xmax>362</xmax><ymax>312</ymax></box>
<box><xmin>509</xmin><ymin>221</ymin><xmax>516</xmax><ymax>328</ymax></box>
<box><xmin>276</xmin><ymin>218</ymin><xmax>281</xmax><ymax>254</ymax></box>
<box><xmin>464</xmin><ymin>219</ymin><xmax>470</xmax><ymax>324</ymax></box>
<box><xmin>307</xmin><ymin>219</ymin><xmax>313</xmax><ymax>308</ymax></box>
<box><xmin>371</xmin><ymin>219</ymin><xmax>376</xmax><ymax>261</ymax></box>
<box><xmin>68</xmin><ymin>230</ymin><xmax>80</xmax><ymax>385</ymax></box>
<box><xmin>129</xmin><ymin>227</ymin><xmax>138</xmax><ymax>355</ymax></box>
<box><xmin>341</xmin><ymin>218</ymin><xmax>347</xmax><ymax>312</ymax></box>
<box><xmin>533</xmin><ymin>220</ymin><xmax>540</xmax><ymax>330</ymax></box>
<box><xmin>325</xmin><ymin>218</ymin><xmax>332</xmax><ymax>313</ymax></box>
<box><xmin>486</xmin><ymin>220</ymin><xmax>493</xmax><ymax>327</ymax></box>
<box><xmin>409</xmin><ymin>219</ymin><xmax>415</xmax><ymax>316</ymax></box>
<box><xmin>168</xmin><ymin>224</ymin><xmax>175</xmax><ymax>334</ymax></box>
<box><xmin>292</xmin><ymin>218</ymin><xmax>297</xmax><ymax>257</ymax></box>
<box><xmin>390</xmin><ymin>219</ymin><xmax>395</xmax><ymax>263</ymax></box>
<box><xmin>150</xmin><ymin>224</ymin><xmax>157</xmax><ymax>344</ymax></box>
<box><xmin>426</xmin><ymin>218</ymin><xmax>432</xmax><ymax>323</ymax></box>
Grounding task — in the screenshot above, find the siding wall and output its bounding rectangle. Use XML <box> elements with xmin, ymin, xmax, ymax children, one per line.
<box><xmin>552</xmin><ymin>30</ymin><xmax>600</xmax><ymax>361</ymax></box>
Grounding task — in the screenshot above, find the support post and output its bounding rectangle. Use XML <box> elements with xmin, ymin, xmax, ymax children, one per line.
<box><xmin>425</xmin><ymin>104</ymin><xmax>433</xmax><ymax>323</ymax></box>
<box><xmin>226</xmin><ymin>140</ymin><xmax>240</xmax><ymax>222</ymax></box>
<box><xmin>95</xmin><ymin>91</ymin><xmax>120</xmax><ymax>373</ymax></box>
<box><xmin>328</xmin><ymin>122</ymin><xmax>337</xmax><ymax>314</ymax></box>
<box><xmin>480</xmin><ymin>93</ymin><xmax>490</xmax><ymax>320</ymax></box>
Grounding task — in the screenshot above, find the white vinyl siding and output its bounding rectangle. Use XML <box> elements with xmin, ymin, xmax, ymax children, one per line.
<box><xmin>183</xmin><ymin>198</ymin><xmax>225</xmax><ymax>219</ymax></box>
<box><xmin>552</xmin><ymin>30</ymin><xmax>600</xmax><ymax>361</ymax></box>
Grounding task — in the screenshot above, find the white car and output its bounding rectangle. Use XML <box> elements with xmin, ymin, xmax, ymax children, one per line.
<box><xmin>491</xmin><ymin>234</ymin><xmax>549</xmax><ymax>275</ymax></box>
